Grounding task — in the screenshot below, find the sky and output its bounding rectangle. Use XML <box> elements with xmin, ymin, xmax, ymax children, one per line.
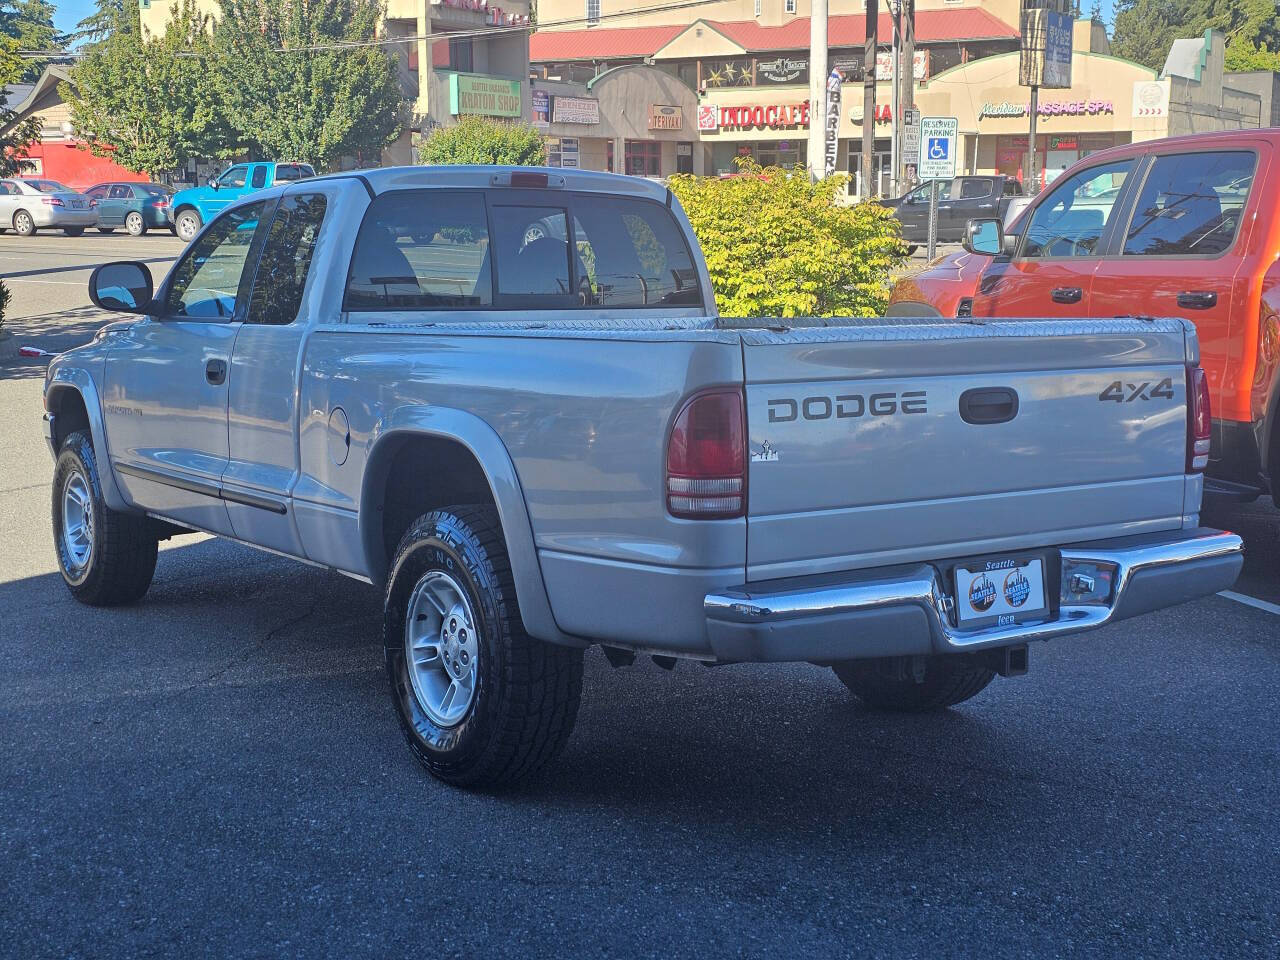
<box><xmin>50</xmin><ymin>0</ymin><xmax>1121</xmax><ymax>40</ymax></box>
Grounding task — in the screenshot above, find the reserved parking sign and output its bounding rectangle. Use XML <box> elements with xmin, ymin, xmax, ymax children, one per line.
<box><xmin>917</xmin><ymin>116</ymin><xmax>958</xmax><ymax>180</ymax></box>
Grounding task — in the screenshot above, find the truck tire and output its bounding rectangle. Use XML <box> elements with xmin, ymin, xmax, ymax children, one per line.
<box><xmin>833</xmin><ymin>656</ymin><xmax>995</xmax><ymax>711</ymax></box>
<box><xmin>383</xmin><ymin>506</ymin><xmax>583</xmax><ymax>787</ymax></box>
<box><xmin>175</xmin><ymin>209</ymin><xmax>201</xmax><ymax>242</ymax></box>
<box><xmin>52</xmin><ymin>431</ymin><xmax>158</xmax><ymax>606</ymax></box>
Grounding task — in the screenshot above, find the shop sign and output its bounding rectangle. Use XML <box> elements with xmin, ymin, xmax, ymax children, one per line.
<box><xmin>552</xmin><ymin>96</ymin><xmax>600</xmax><ymax>124</ymax></box>
<box><xmin>648</xmin><ymin>104</ymin><xmax>683</xmax><ymax>131</ymax></box>
<box><xmin>449</xmin><ymin>73</ymin><xmax>522</xmax><ymax>118</ymax></box>
<box><xmin>850</xmin><ymin>104</ymin><xmax>894</xmax><ymax>124</ymax></box>
<box><xmin>532</xmin><ymin>89</ymin><xmax>550</xmax><ymax>129</ymax></box>
<box><xmin>1049</xmin><ymin>136</ymin><xmax>1077</xmax><ymax>149</ymax></box>
<box><xmin>824</xmin><ymin>69</ymin><xmax>840</xmax><ymax>178</ymax></box>
<box><xmin>676</xmin><ymin>143</ymin><xmax>693</xmax><ymax>156</ymax></box>
<box><xmin>696</xmin><ymin>104</ymin><xmax>719</xmax><ymax>132</ymax></box>
<box><xmin>757</xmin><ymin>56</ymin><xmax>808</xmax><ymax>85</ymax></box>
<box><xmin>832</xmin><ymin>51</ymin><xmax>929</xmax><ymax>82</ymax></box>
<box><xmin>1132</xmin><ymin>79</ymin><xmax>1170</xmax><ymax>118</ymax></box>
<box><xmin>978</xmin><ymin>99</ymin><xmax>1113</xmax><ymax>119</ymax></box>
<box><xmin>713</xmin><ymin>102</ymin><xmax>810</xmax><ymax>131</ymax></box>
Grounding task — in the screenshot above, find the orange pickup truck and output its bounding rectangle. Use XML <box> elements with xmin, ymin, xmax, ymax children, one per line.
<box><xmin>888</xmin><ymin>130</ymin><xmax>1280</xmax><ymax>501</ymax></box>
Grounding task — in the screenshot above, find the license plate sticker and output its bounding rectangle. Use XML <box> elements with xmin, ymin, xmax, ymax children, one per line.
<box><xmin>954</xmin><ymin>557</ymin><xmax>1048</xmax><ymax>628</ymax></box>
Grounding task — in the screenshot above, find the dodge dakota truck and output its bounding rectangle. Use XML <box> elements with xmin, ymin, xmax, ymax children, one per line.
<box><xmin>42</xmin><ymin>166</ymin><xmax>1243</xmax><ymax>786</ymax></box>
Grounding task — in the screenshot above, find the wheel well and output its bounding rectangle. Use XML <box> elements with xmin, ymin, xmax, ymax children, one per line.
<box><xmin>49</xmin><ymin>388</ymin><xmax>90</xmax><ymax>450</ymax></box>
<box><xmin>365</xmin><ymin>434</ymin><xmax>499</xmax><ymax>583</ymax></box>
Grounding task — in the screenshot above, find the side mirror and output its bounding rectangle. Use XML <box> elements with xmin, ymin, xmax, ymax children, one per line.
<box><xmin>207</xmin><ymin>177</ymin><xmax>219</xmax><ymax>189</ymax></box>
<box><xmin>89</xmin><ymin>261</ymin><xmax>154</xmax><ymax>314</ymax></box>
<box><xmin>964</xmin><ymin>218</ymin><xmax>1004</xmax><ymax>256</ymax></box>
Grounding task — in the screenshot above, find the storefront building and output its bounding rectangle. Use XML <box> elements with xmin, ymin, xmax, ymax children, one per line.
<box><xmin>531</xmin><ymin>64</ymin><xmax>702</xmax><ymax>177</ymax></box>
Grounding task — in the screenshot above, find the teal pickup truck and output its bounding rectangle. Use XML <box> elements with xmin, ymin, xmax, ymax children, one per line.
<box><xmin>170</xmin><ymin>161</ymin><xmax>314</xmax><ymax>241</ymax></box>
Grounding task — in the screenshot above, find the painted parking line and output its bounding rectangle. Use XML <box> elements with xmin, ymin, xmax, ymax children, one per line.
<box><xmin>1218</xmin><ymin>590</ymin><xmax>1280</xmax><ymax>616</ymax></box>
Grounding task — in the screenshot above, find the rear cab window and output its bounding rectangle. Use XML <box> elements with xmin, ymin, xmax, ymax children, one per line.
<box><xmin>1121</xmin><ymin>150</ymin><xmax>1257</xmax><ymax>257</ymax></box>
<box><xmin>343</xmin><ymin>187</ymin><xmax>702</xmax><ymax>314</ymax></box>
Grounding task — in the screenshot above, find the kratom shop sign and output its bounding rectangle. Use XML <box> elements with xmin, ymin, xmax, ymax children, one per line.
<box><xmin>979</xmin><ymin>99</ymin><xmax>1114</xmax><ymax>120</ymax></box>
<box><xmin>449</xmin><ymin>73</ymin><xmax>523</xmax><ymax>118</ymax></box>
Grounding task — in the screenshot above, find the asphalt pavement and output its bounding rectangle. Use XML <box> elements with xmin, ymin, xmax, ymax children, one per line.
<box><xmin>1</xmin><ymin>234</ymin><xmax>1278</xmax><ymax>958</ymax></box>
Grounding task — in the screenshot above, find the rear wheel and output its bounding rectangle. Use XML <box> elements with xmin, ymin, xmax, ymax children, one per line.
<box><xmin>125</xmin><ymin>211</ymin><xmax>147</xmax><ymax>236</ymax></box>
<box><xmin>175</xmin><ymin>209</ymin><xmax>201</xmax><ymax>242</ymax></box>
<box><xmin>833</xmin><ymin>655</ymin><xmax>995</xmax><ymax>712</ymax></box>
<box><xmin>63</xmin><ymin>226</ymin><xmax>85</xmax><ymax>237</ymax></box>
<box><xmin>13</xmin><ymin>209</ymin><xmax>35</xmax><ymax>236</ymax></box>
<box><xmin>383</xmin><ymin>506</ymin><xmax>583</xmax><ymax>787</ymax></box>
<box><xmin>52</xmin><ymin>431</ymin><xmax>158</xmax><ymax>606</ymax></box>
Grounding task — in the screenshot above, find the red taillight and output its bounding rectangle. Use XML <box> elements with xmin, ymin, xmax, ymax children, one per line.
<box><xmin>1188</xmin><ymin>366</ymin><xmax>1211</xmax><ymax>473</ymax></box>
<box><xmin>666</xmin><ymin>390</ymin><xmax>746</xmax><ymax>518</ymax></box>
<box><xmin>151</xmin><ymin>197</ymin><xmax>169</xmax><ymax>208</ymax></box>
<box><xmin>41</xmin><ymin>196</ymin><xmax>64</xmax><ymax>206</ymax></box>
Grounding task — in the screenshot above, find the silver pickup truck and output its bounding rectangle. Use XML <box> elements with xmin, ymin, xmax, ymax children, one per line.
<box><xmin>42</xmin><ymin>166</ymin><xmax>1243</xmax><ymax>786</ymax></box>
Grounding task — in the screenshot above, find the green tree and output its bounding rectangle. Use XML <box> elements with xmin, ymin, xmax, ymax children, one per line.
<box><xmin>0</xmin><ymin>0</ymin><xmax>61</xmax><ymax>81</ymax></box>
<box><xmin>212</xmin><ymin>0</ymin><xmax>403</xmax><ymax>170</ymax></box>
<box><xmin>69</xmin><ymin>0</ymin><xmax>127</xmax><ymax>46</ymax></box>
<box><xmin>668</xmin><ymin>159</ymin><xmax>907</xmax><ymax>318</ymax></box>
<box><xmin>64</xmin><ymin>0</ymin><xmax>234</xmax><ymax>175</ymax></box>
<box><xmin>418</xmin><ymin>115</ymin><xmax>547</xmax><ymax>166</ymax></box>
<box><xmin>1112</xmin><ymin>0</ymin><xmax>1280</xmax><ymax>71</ymax></box>
<box><xmin>0</xmin><ymin>33</ymin><xmax>40</xmax><ymax>175</ymax></box>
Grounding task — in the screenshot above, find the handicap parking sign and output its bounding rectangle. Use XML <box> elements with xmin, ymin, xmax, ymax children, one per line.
<box><xmin>918</xmin><ymin>117</ymin><xmax>958</xmax><ymax>179</ymax></box>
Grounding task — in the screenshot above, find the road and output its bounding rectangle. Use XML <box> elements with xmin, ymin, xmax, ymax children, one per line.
<box><xmin>2</xmin><ymin>235</ymin><xmax>1278</xmax><ymax>958</ymax></box>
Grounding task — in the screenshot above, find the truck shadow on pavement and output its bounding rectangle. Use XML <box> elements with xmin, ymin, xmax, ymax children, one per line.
<box><xmin>0</xmin><ymin>305</ymin><xmax>113</xmax><ymax>380</ymax></box>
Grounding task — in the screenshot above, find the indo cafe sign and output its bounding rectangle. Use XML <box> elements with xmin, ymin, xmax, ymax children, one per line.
<box><xmin>697</xmin><ymin>102</ymin><xmax>810</xmax><ymax>132</ymax></box>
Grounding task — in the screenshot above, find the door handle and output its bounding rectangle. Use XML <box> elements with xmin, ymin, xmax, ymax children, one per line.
<box><xmin>959</xmin><ymin>387</ymin><xmax>1020</xmax><ymax>425</ymax></box>
<box><xmin>1051</xmin><ymin>286</ymin><xmax>1083</xmax><ymax>304</ymax></box>
<box><xmin>1177</xmin><ymin>291</ymin><xmax>1217</xmax><ymax>310</ymax></box>
<box><xmin>205</xmin><ymin>358</ymin><xmax>227</xmax><ymax>385</ymax></box>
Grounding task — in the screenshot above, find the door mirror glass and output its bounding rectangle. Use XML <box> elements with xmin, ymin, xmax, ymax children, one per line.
<box><xmin>964</xmin><ymin>219</ymin><xmax>1004</xmax><ymax>256</ymax></box>
<box><xmin>207</xmin><ymin>177</ymin><xmax>219</xmax><ymax>189</ymax></box>
<box><xmin>89</xmin><ymin>262</ymin><xmax>154</xmax><ymax>313</ymax></box>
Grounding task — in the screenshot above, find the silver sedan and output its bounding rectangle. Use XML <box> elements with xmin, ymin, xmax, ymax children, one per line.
<box><xmin>0</xmin><ymin>178</ymin><xmax>99</xmax><ymax>236</ymax></box>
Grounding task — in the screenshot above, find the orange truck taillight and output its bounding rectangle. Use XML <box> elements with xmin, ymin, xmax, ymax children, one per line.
<box><xmin>1188</xmin><ymin>366</ymin><xmax>1211</xmax><ymax>473</ymax></box>
<box><xmin>666</xmin><ymin>390</ymin><xmax>746</xmax><ymax>519</ymax></box>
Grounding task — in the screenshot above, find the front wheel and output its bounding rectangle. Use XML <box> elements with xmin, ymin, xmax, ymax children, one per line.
<box><xmin>174</xmin><ymin>209</ymin><xmax>201</xmax><ymax>242</ymax></box>
<box><xmin>125</xmin><ymin>211</ymin><xmax>147</xmax><ymax>236</ymax></box>
<box><xmin>53</xmin><ymin>431</ymin><xmax>158</xmax><ymax>606</ymax></box>
<box><xmin>383</xmin><ymin>506</ymin><xmax>583</xmax><ymax>787</ymax></box>
<box><xmin>833</xmin><ymin>655</ymin><xmax>995</xmax><ymax>712</ymax></box>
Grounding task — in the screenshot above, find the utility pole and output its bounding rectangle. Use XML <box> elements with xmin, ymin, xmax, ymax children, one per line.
<box><xmin>890</xmin><ymin>0</ymin><xmax>900</xmax><ymax>197</ymax></box>
<box><xmin>862</xmin><ymin>0</ymin><xmax>878</xmax><ymax>198</ymax></box>
<box><xmin>1027</xmin><ymin>85</ymin><xmax>1039</xmax><ymax>193</ymax></box>
<box><xmin>900</xmin><ymin>0</ymin><xmax>915</xmax><ymax>184</ymax></box>
<box><xmin>808</xmin><ymin>0</ymin><xmax>829</xmax><ymax>181</ymax></box>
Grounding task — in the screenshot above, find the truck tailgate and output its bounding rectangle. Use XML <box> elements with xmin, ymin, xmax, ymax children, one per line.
<box><xmin>741</xmin><ymin>317</ymin><xmax>1195</xmax><ymax>580</ymax></box>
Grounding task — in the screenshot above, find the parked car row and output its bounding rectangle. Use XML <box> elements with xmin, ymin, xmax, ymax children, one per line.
<box><xmin>0</xmin><ymin>178</ymin><xmax>174</xmax><ymax>237</ymax></box>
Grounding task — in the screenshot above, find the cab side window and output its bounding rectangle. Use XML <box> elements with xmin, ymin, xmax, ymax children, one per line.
<box><xmin>219</xmin><ymin>166</ymin><xmax>248</xmax><ymax>188</ymax></box>
<box><xmin>164</xmin><ymin>201</ymin><xmax>266</xmax><ymax>319</ymax></box>
<box><xmin>247</xmin><ymin>193</ymin><xmax>328</xmax><ymax>325</ymax></box>
<box><xmin>959</xmin><ymin>178</ymin><xmax>993</xmax><ymax>200</ymax></box>
<box><xmin>1020</xmin><ymin>160</ymin><xmax>1134</xmax><ymax>259</ymax></box>
<box><xmin>251</xmin><ymin>166</ymin><xmax>268</xmax><ymax>189</ymax></box>
<box><xmin>1122</xmin><ymin>151</ymin><xmax>1256</xmax><ymax>257</ymax></box>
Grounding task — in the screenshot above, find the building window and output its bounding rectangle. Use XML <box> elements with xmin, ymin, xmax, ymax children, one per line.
<box><xmin>784</xmin><ymin>0</ymin><xmax>795</xmax><ymax>13</ymax></box>
<box><xmin>625</xmin><ymin>140</ymin><xmax>662</xmax><ymax>177</ymax></box>
<box><xmin>449</xmin><ymin>38</ymin><xmax>473</xmax><ymax>73</ymax></box>
<box><xmin>587</xmin><ymin>0</ymin><xmax>600</xmax><ymax>25</ymax></box>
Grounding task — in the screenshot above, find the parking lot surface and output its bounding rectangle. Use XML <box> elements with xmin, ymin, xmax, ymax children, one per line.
<box><xmin>2</xmin><ymin>234</ymin><xmax>1278</xmax><ymax>958</ymax></box>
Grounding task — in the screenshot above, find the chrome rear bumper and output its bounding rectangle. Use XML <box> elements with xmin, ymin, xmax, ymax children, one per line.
<box><xmin>703</xmin><ymin>528</ymin><xmax>1243</xmax><ymax>663</ymax></box>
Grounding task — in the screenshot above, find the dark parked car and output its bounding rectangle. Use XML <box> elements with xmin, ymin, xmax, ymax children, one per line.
<box><xmin>883</xmin><ymin>175</ymin><xmax>1027</xmax><ymax>246</ymax></box>
<box><xmin>83</xmin><ymin>182</ymin><xmax>174</xmax><ymax>236</ymax></box>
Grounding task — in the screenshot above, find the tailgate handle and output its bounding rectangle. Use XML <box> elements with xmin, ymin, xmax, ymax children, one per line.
<box><xmin>1177</xmin><ymin>290</ymin><xmax>1217</xmax><ymax>310</ymax></box>
<box><xmin>959</xmin><ymin>387</ymin><xmax>1020</xmax><ymax>425</ymax></box>
<box><xmin>1051</xmin><ymin>286</ymin><xmax>1083</xmax><ymax>304</ymax></box>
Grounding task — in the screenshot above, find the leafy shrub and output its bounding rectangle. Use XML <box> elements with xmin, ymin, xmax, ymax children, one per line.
<box><xmin>668</xmin><ymin>159</ymin><xmax>907</xmax><ymax>317</ymax></box>
<box><xmin>418</xmin><ymin>116</ymin><xmax>546</xmax><ymax>167</ymax></box>
<box><xmin>0</xmin><ymin>279</ymin><xmax>10</xmax><ymax>333</ymax></box>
